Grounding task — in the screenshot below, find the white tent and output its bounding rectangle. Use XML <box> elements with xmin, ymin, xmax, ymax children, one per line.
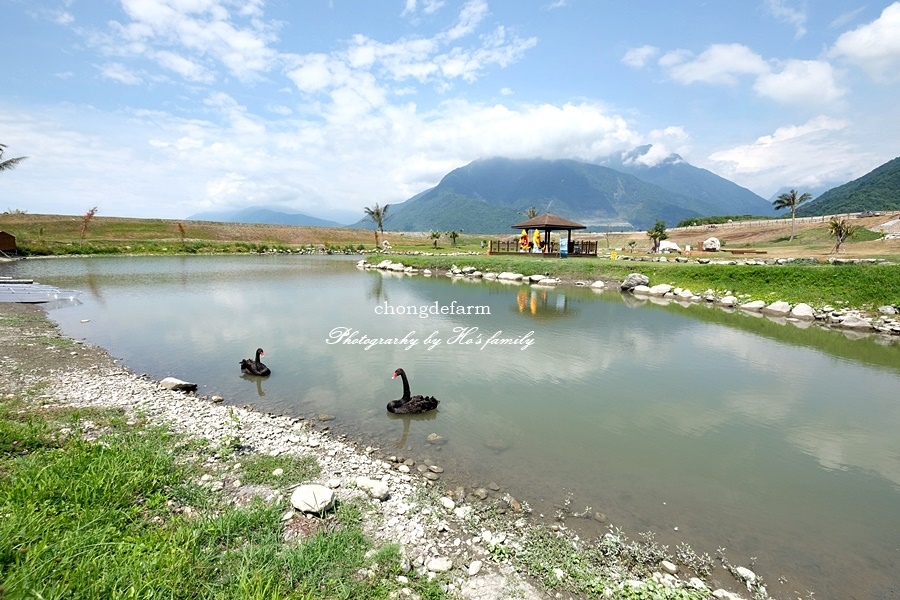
<box><xmin>659</xmin><ymin>240</ymin><xmax>681</xmax><ymax>253</ymax></box>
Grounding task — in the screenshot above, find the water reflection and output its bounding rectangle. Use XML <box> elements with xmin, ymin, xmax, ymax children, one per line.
<box><xmin>240</xmin><ymin>374</ymin><xmax>268</xmax><ymax>396</ymax></box>
<box><xmin>386</xmin><ymin>410</ymin><xmax>439</xmax><ymax>449</ymax></box>
<box><xmin>514</xmin><ymin>289</ymin><xmax>576</xmax><ymax>319</ymax></box>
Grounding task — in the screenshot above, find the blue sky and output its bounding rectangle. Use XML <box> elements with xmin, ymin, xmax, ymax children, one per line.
<box><xmin>2</xmin><ymin>1</ymin><xmax>899</xmax><ymax>223</ymax></box>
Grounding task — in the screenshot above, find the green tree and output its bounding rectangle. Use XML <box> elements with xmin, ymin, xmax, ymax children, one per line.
<box><xmin>646</xmin><ymin>219</ymin><xmax>668</xmax><ymax>253</ymax></box>
<box><xmin>0</xmin><ymin>143</ymin><xmax>28</xmax><ymax>172</ymax></box>
<box><xmin>447</xmin><ymin>230</ymin><xmax>459</xmax><ymax>247</ymax></box>
<box><xmin>430</xmin><ymin>230</ymin><xmax>441</xmax><ymax>248</ymax></box>
<box><xmin>828</xmin><ymin>218</ymin><xmax>858</xmax><ymax>254</ymax></box>
<box><xmin>773</xmin><ymin>189</ymin><xmax>812</xmax><ymax>241</ymax></box>
<box><xmin>364</xmin><ymin>203</ymin><xmax>389</xmax><ymax>245</ymax></box>
<box><xmin>518</xmin><ymin>206</ymin><xmax>538</xmax><ymax>219</ymax></box>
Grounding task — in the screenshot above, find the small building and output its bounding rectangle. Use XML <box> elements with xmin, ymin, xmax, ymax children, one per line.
<box><xmin>0</xmin><ymin>231</ymin><xmax>16</xmax><ymax>253</ymax></box>
<box><xmin>489</xmin><ymin>213</ymin><xmax>597</xmax><ymax>256</ymax></box>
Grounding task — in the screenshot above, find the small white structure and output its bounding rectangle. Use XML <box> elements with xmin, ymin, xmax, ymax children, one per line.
<box><xmin>659</xmin><ymin>240</ymin><xmax>681</xmax><ymax>253</ymax></box>
<box><xmin>702</xmin><ymin>237</ymin><xmax>721</xmax><ymax>251</ymax></box>
<box><xmin>381</xmin><ymin>240</ymin><xmax>392</xmax><ymax>249</ymax></box>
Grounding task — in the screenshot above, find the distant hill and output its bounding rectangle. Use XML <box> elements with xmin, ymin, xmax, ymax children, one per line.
<box><xmin>187</xmin><ymin>207</ymin><xmax>342</xmax><ymax>227</ymax></box>
<box><xmin>608</xmin><ymin>145</ymin><xmax>776</xmax><ymax>217</ymax></box>
<box><xmin>797</xmin><ymin>156</ymin><xmax>900</xmax><ymax>216</ymax></box>
<box><xmin>350</xmin><ymin>157</ymin><xmax>709</xmax><ymax>233</ymax></box>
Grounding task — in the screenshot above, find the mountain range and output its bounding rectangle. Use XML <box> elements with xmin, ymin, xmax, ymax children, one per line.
<box><xmin>187</xmin><ymin>148</ymin><xmax>900</xmax><ymax>233</ymax></box>
<box><xmin>186</xmin><ymin>206</ymin><xmax>342</xmax><ymax>227</ymax></box>
<box><xmin>348</xmin><ymin>149</ymin><xmax>776</xmax><ymax>232</ymax></box>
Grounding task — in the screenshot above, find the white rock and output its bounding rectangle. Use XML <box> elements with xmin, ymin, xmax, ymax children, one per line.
<box><xmin>739</xmin><ymin>300</ymin><xmax>766</xmax><ymax>311</ymax></box>
<box><xmin>440</xmin><ymin>496</ymin><xmax>456</xmax><ymax>511</ymax></box>
<box><xmin>790</xmin><ymin>302</ymin><xmax>815</xmax><ymax>319</ymax></box>
<box><xmin>159</xmin><ymin>377</ymin><xmax>197</xmax><ymax>391</ymax></box>
<box><xmin>763</xmin><ymin>300</ymin><xmax>792</xmax><ymax>315</ymax></box>
<box><xmin>661</xmin><ymin>560</ymin><xmax>678</xmax><ymax>574</ymax></box>
<box><xmin>839</xmin><ymin>315</ymin><xmax>873</xmax><ymax>330</ymax></box>
<box><xmin>688</xmin><ymin>577</ymin><xmax>708</xmax><ymax>590</ymax></box>
<box><xmin>290</xmin><ymin>484</ymin><xmax>335</xmax><ymax>513</ymax></box>
<box><xmin>632</xmin><ymin>284</ymin><xmax>651</xmax><ymax>295</ymax></box>
<box><xmin>467</xmin><ymin>560</ymin><xmax>483</xmax><ymax>576</ymax></box>
<box><xmin>590</xmin><ymin>280</ymin><xmax>606</xmax><ymax>288</ymax></box>
<box><xmin>648</xmin><ymin>284</ymin><xmax>673</xmax><ymax>296</ymax></box>
<box><xmin>355</xmin><ymin>476</ymin><xmax>390</xmax><ymax>501</ymax></box>
<box><xmin>712</xmin><ymin>590</ymin><xmax>745</xmax><ymax>600</ymax></box>
<box><xmin>719</xmin><ymin>296</ymin><xmax>738</xmax><ymax>306</ymax></box>
<box><xmin>734</xmin><ymin>566</ymin><xmax>756</xmax><ymax>583</ymax></box>
<box><xmin>426</xmin><ymin>557</ymin><xmax>453</xmax><ymax>572</ymax></box>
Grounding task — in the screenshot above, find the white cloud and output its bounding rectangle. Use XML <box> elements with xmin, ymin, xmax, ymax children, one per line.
<box><xmin>445</xmin><ymin>0</ymin><xmax>490</xmax><ymax>41</ymax></box>
<box><xmin>753</xmin><ymin>59</ymin><xmax>845</xmax><ymax>107</ymax></box>
<box><xmin>661</xmin><ymin>44</ymin><xmax>768</xmax><ymax>85</ymax></box>
<box><xmin>153</xmin><ymin>50</ymin><xmax>214</xmax><ymax>83</ymax></box>
<box><xmin>830</xmin><ymin>2</ymin><xmax>900</xmax><ymax>81</ymax></box>
<box><xmin>99</xmin><ymin>0</ymin><xmax>280</xmax><ymax>83</ymax></box>
<box><xmin>658</xmin><ymin>43</ymin><xmax>845</xmax><ymax>109</ymax></box>
<box><xmin>99</xmin><ymin>62</ymin><xmax>142</xmax><ymax>85</ymax></box>
<box><xmin>706</xmin><ymin>116</ymin><xmax>869</xmax><ymax>194</ymax></box>
<box><xmin>621</xmin><ymin>45</ymin><xmax>658</xmax><ymax>69</ymax></box>
<box><xmin>764</xmin><ymin>0</ymin><xmax>807</xmax><ymax>38</ymax></box>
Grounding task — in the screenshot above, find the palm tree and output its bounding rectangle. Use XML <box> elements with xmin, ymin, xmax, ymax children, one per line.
<box><xmin>0</xmin><ymin>144</ymin><xmax>28</xmax><ymax>172</ymax></box>
<box><xmin>773</xmin><ymin>189</ymin><xmax>812</xmax><ymax>242</ymax></box>
<box><xmin>646</xmin><ymin>219</ymin><xmax>668</xmax><ymax>253</ymax></box>
<box><xmin>430</xmin><ymin>230</ymin><xmax>441</xmax><ymax>248</ymax></box>
<box><xmin>518</xmin><ymin>206</ymin><xmax>538</xmax><ymax>219</ymax></box>
<box><xmin>363</xmin><ymin>203</ymin><xmax>389</xmax><ymax>245</ymax></box>
<box><xmin>828</xmin><ymin>218</ymin><xmax>858</xmax><ymax>254</ymax></box>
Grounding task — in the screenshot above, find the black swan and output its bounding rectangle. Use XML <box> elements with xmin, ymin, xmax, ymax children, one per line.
<box><xmin>387</xmin><ymin>368</ymin><xmax>439</xmax><ymax>414</ymax></box>
<box><xmin>240</xmin><ymin>348</ymin><xmax>271</xmax><ymax>377</ymax></box>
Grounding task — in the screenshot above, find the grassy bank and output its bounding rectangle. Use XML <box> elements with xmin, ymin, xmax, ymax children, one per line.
<box><xmin>0</xmin><ymin>397</ymin><xmax>444</xmax><ymax>599</ymax></box>
<box><xmin>392</xmin><ymin>254</ymin><xmax>900</xmax><ymax>312</ymax></box>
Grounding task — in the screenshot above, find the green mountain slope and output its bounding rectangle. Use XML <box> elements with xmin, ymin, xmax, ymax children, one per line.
<box><xmin>797</xmin><ymin>156</ymin><xmax>900</xmax><ymax>216</ymax></box>
<box><xmin>351</xmin><ymin>157</ymin><xmax>704</xmax><ymax>233</ymax></box>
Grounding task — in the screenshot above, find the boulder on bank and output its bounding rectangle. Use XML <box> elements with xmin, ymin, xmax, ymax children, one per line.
<box><xmin>790</xmin><ymin>303</ymin><xmax>815</xmax><ymax>320</ymax></box>
<box><xmin>290</xmin><ymin>484</ymin><xmax>335</xmax><ymax>513</ymax></box>
<box><xmin>159</xmin><ymin>377</ymin><xmax>198</xmax><ymax>392</ymax></box>
<box><xmin>621</xmin><ymin>273</ymin><xmax>650</xmax><ymax>291</ymax></box>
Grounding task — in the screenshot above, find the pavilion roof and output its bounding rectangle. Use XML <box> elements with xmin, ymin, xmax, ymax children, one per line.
<box><xmin>511</xmin><ymin>212</ymin><xmax>586</xmax><ymax>230</ymax></box>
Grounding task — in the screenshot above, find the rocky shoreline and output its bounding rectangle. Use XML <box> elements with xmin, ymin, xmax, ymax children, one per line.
<box><xmin>359</xmin><ymin>257</ymin><xmax>900</xmax><ymax>339</ymax></box>
<box><xmin>1</xmin><ymin>301</ymin><xmax>777</xmax><ymax>600</ymax></box>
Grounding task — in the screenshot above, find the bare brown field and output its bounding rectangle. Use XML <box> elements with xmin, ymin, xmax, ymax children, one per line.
<box><xmin>2</xmin><ymin>211</ymin><xmax>899</xmax><ymax>259</ymax></box>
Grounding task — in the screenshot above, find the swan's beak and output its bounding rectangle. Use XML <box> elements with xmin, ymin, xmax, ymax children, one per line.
<box><xmin>391</xmin><ymin>373</ymin><xmax>398</xmax><ymax>379</ymax></box>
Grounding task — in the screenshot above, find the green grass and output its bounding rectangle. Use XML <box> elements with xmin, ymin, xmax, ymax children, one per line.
<box><xmin>0</xmin><ymin>396</ymin><xmax>446</xmax><ymax>600</ymax></box>
<box><xmin>392</xmin><ymin>254</ymin><xmax>900</xmax><ymax>311</ymax></box>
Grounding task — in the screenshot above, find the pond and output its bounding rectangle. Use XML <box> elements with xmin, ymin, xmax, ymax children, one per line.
<box><xmin>4</xmin><ymin>254</ymin><xmax>899</xmax><ymax>599</ymax></box>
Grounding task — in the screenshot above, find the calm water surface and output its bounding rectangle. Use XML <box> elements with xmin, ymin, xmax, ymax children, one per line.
<box><xmin>5</xmin><ymin>255</ymin><xmax>899</xmax><ymax>599</ymax></box>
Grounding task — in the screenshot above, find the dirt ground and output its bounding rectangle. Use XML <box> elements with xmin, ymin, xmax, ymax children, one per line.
<box><xmin>0</xmin><ymin>302</ymin><xmax>120</xmax><ymax>394</ymax></box>
<box><xmin>586</xmin><ymin>214</ymin><xmax>900</xmax><ymax>260</ymax></box>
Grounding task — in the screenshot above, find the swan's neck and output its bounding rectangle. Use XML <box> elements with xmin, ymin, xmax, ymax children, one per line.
<box><xmin>399</xmin><ymin>371</ymin><xmax>411</xmax><ymax>401</ymax></box>
<box><xmin>255</xmin><ymin>349</ymin><xmax>263</xmax><ymax>365</ymax></box>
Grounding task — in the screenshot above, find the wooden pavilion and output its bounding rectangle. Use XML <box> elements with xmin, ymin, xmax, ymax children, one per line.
<box><xmin>489</xmin><ymin>213</ymin><xmax>597</xmax><ymax>256</ymax></box>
